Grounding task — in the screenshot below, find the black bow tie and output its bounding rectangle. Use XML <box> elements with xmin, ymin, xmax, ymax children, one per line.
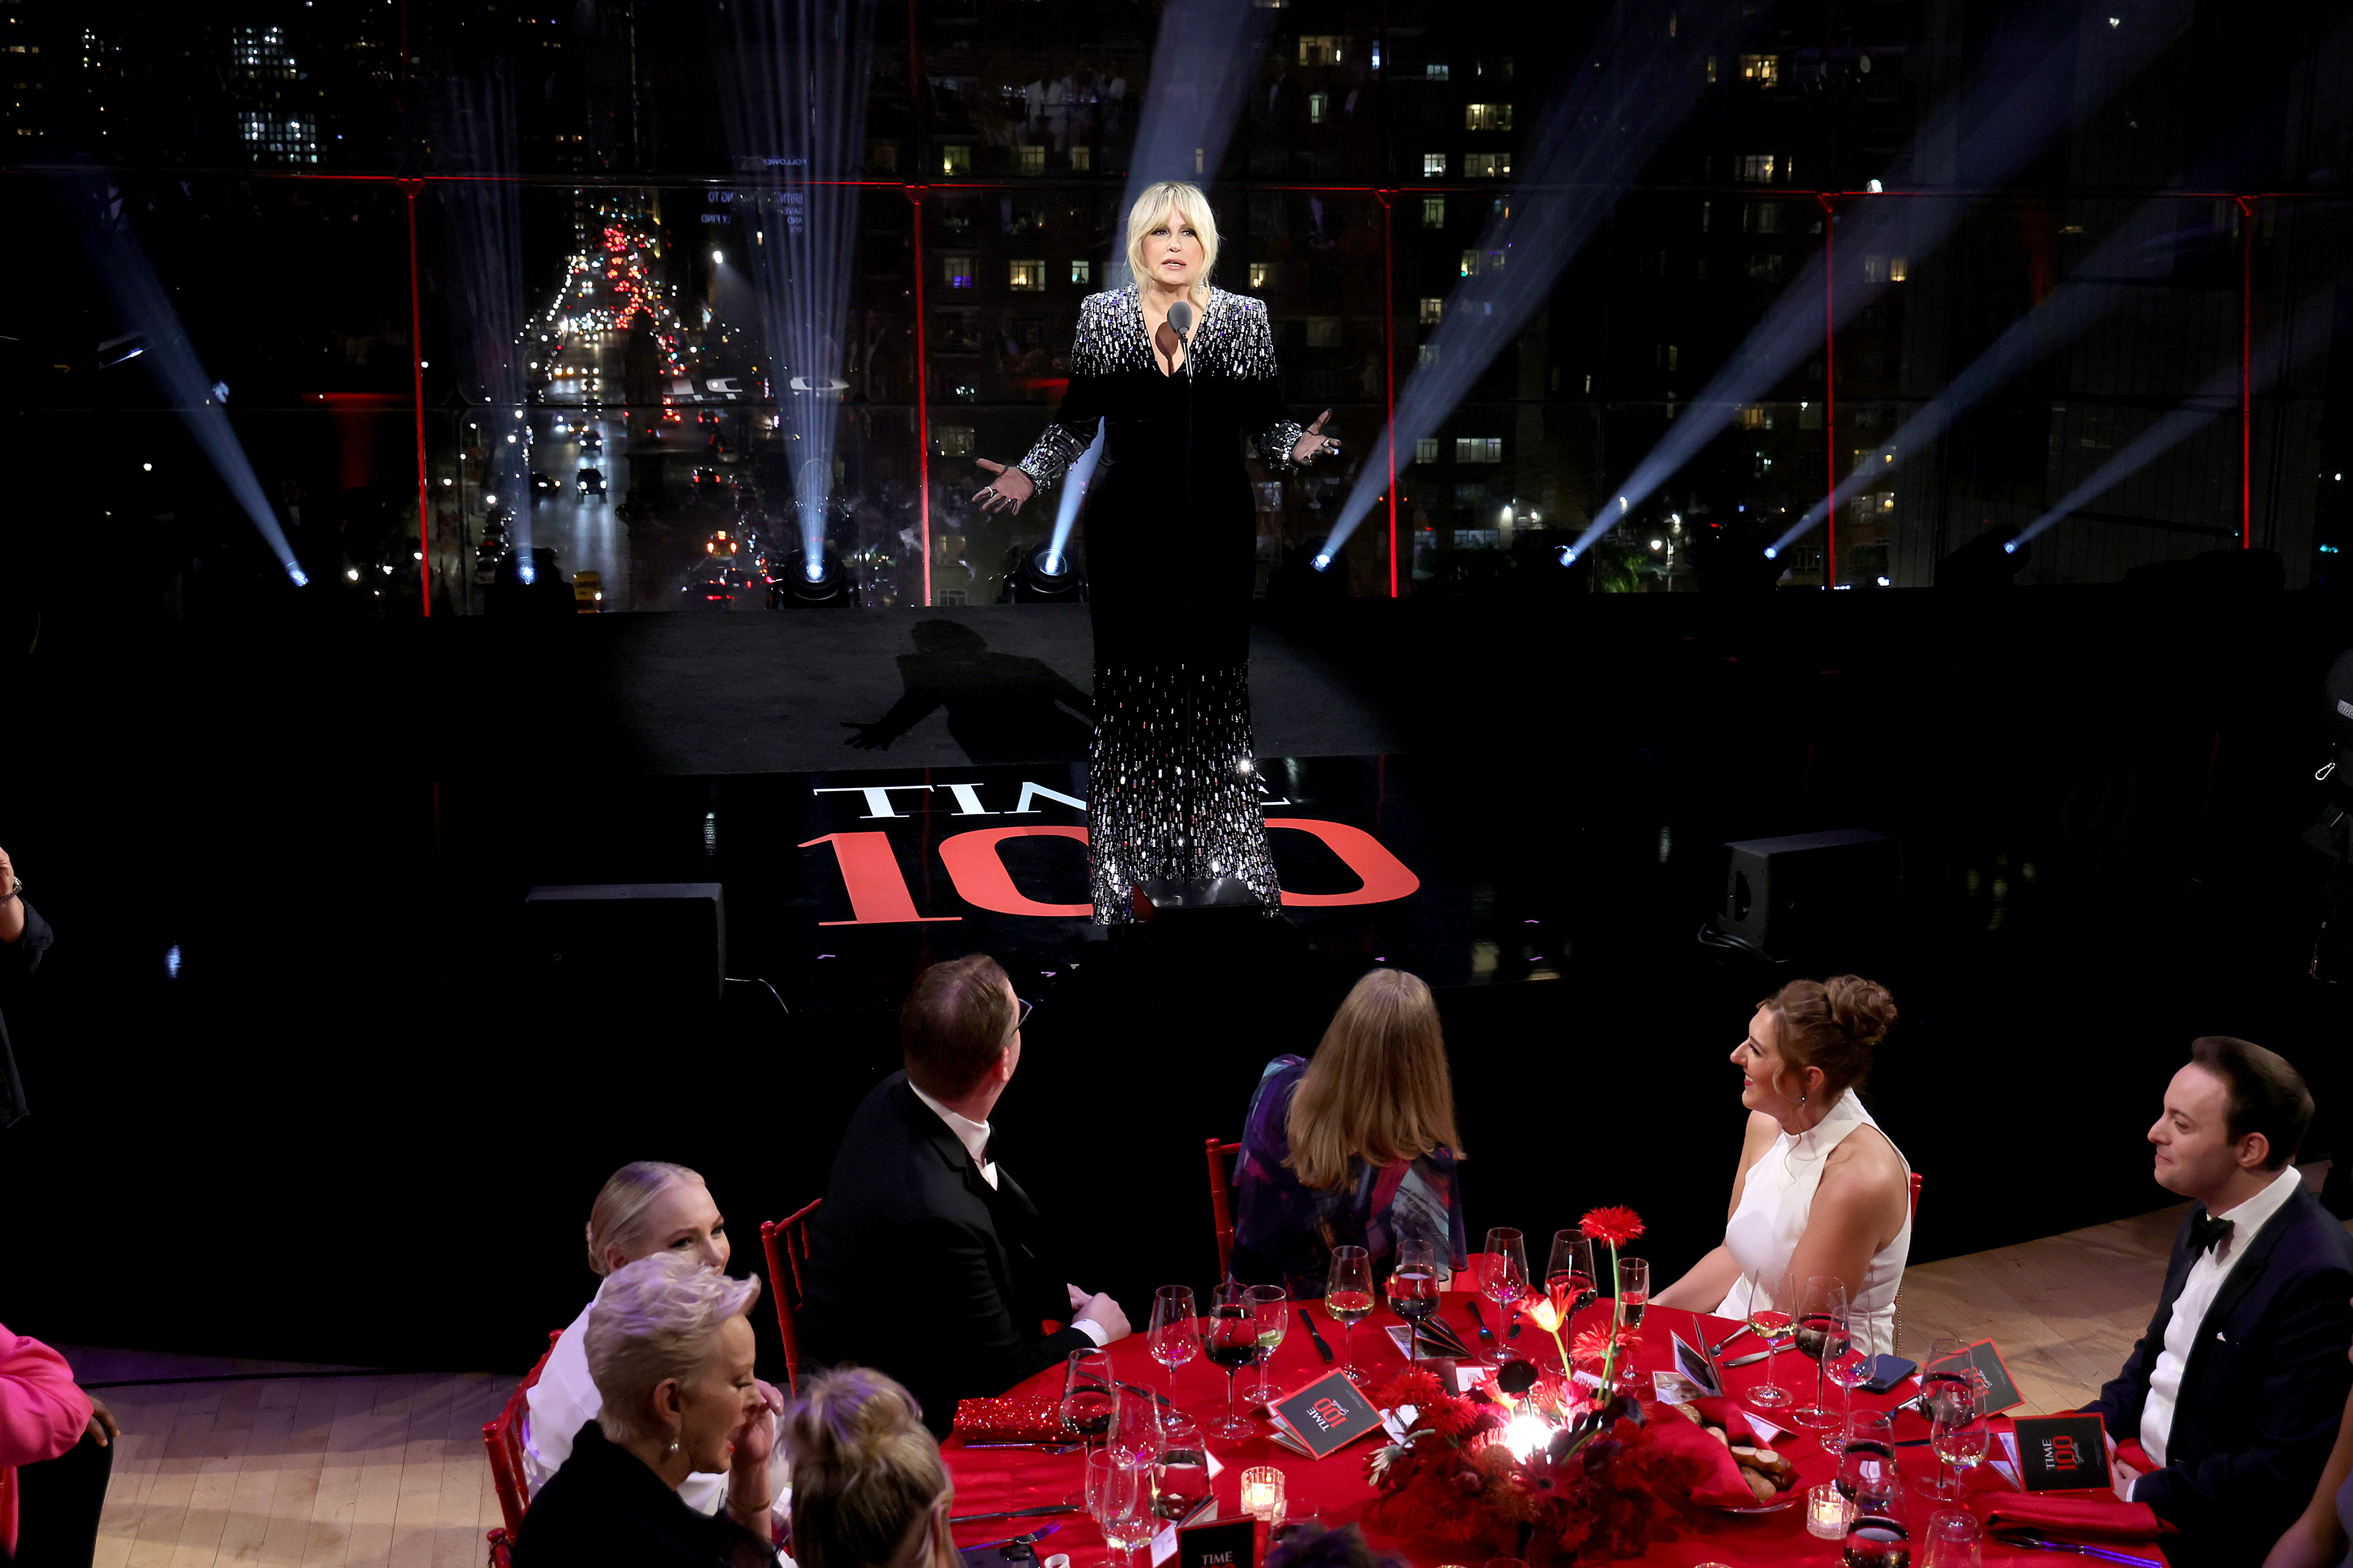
<box><xmin>2190</xmin><ymin>1210</ymin><xmax>2234</xmax><ymax>1257</ymax></box>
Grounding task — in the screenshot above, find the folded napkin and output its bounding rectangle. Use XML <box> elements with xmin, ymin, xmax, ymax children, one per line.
<box><xmin>1691</xmin><ymin>1396</ymin><xmax>1798</xmax><ymax>1443</ymax></box>
<box><xmin>1971</xmin><ymin>1494</ymin><xmax>2175</xmax><ymax>1542</ymax></box>
<box><xmin>949</xmin><ymin>1394</ymin><xmax>1065</xmax><ymax>1443</ymax></box>
<box><xmin>1648</xmin><ymin>1410</ymin><xmax>1762</xmax><ymax>1509</ymax></box>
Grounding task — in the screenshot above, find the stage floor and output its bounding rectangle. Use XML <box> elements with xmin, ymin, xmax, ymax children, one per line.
<box><xmin>72</xmin><ymin>1194</ymin><xmax>2290</xmax><ymax>1568</ymax></box>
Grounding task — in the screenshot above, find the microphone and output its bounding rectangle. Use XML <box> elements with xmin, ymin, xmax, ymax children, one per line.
<box><xmin>1166</xmin><ymin>299</ymin><xmax>1195</xmax><ymax>337</ymax></box>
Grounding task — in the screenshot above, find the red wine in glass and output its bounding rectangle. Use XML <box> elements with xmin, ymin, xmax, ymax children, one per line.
<box><xmin>1387</xmin><ymin>1265</ymin><xmax>1439</xmax><ymax>1360</ymax></box>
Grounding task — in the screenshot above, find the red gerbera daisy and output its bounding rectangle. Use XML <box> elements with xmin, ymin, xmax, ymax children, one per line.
<box><xmin>1579</xmin><ymin>1205</ymin><xmax>1645</xmax><ymax>1246</ymax></box>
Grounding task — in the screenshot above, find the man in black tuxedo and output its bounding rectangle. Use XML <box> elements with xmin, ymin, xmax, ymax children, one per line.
<box><xmin>797</xmin><ymin>953</ymin><xmax>1130</xmax><ymax>1435</ymax></box>
<box><xmin>2088</xmin><ymin>1036</ymin><xmax>2353</xmax><ymax>1566</ymax></box>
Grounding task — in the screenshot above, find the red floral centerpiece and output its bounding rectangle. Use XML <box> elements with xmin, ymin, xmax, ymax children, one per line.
<box><xmin>1362</xmin><ymin>1208</ymin><xmax>1707</xmax><ymax>1564</ymax></box>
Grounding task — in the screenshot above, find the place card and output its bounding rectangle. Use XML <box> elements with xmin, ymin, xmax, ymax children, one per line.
<box><xmin>2011</xmin><ymin>1413</ymin><xmax>2113</xmax><ymax>1492</ymax></box>
<box><xmin>1148</xmin><ymin>1499</ymin><xmax>1222</xmax><ymax>1565</ymax></box>
<box><xmin>1924</xmin><ymin>1339</ymin><xmax>2023</xmax><ymax>1415</ymax></box>
<box><xmin>1177</xmin><ymin>1517</ymin><xmax>1257</xmax><ymax>1568</ymax></box>
<box><xmin>1671</xmin><ymin>1330</ymin><xmax>1724</xmax><ymax>1395</ymax></box>
<box><xmin>1267</xmin><ymin>1370</ymin><xmax>1387</xmax><ymax>1460</ymax></box>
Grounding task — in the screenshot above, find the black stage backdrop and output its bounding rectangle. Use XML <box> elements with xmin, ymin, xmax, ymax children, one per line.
<box><xmin>2</xmin><ymin>588</ymin><xmax>2349</xmax><ymax>1376</ymax></box>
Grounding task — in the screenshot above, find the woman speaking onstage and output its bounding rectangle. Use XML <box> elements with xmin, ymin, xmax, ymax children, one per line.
<box><xmin>972</xmin><ymin>179</ymin><xmax>1339</xmax><ymax>922</ymax></box>
<box><xmin>1652</xmin><ymin>976</ymin><xmax>1913</xmax><ymax>1356</ymax></box>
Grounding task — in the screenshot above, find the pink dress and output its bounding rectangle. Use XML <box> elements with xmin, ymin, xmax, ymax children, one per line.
<box><xmin>0</xmin><ymin>1323</ymin><xmax>94</xmax><ymax>1556</ymax></box>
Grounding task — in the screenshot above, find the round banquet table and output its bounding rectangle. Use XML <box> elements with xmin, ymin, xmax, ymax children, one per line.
<box><xmin>939</xmin><ymin>1288</ymin><xmax>2171</xmax><ymax>1567</ymax></box>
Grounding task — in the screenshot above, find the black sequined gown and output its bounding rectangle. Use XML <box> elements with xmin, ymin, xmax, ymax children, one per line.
<box><xmin>1015</xmin><ymin>285</ymin><xmax>1305</xmax><ymax>924</ymax></box>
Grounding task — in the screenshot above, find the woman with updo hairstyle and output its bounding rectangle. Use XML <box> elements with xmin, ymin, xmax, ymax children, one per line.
<box><xmin>525</xmin><ymin>1161</ymin><xmax>780</xmax><ymax>1520</ymax></box>
<box><xmin>1654</xmin><ymin>975</ymin><xmax>1914</xmax><ymax>1354</ymax></box>
<box><xmin>514</xmin><ymin>1253</ymin><xmax>781</xmax><ymax>1568</ymax></box>
<box><xmin>784</xmin><ymin>1369</ymin><xmax>957</xmax><ymax>1568</ymax></box>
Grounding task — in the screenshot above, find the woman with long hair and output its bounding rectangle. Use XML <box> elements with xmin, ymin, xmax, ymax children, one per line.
<box><xmin>1231</xmin><ymin>968</ymin><xmax>1469</xmax><ymax>1292</ymax></box>
<box><xmin>784</xmin><ymin>1368</ymin><xmax>959</xmax><ymax>1568</ymax></box>
<box><xmin>970</xmin><ymin>180</ymin><xmax>1339</xmax><ymax>921</ymax></box>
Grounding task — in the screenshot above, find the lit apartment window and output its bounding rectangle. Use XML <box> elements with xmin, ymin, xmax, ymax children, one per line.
<box><xmin>1248</xmin><ymin>262</ymin><xmax>1271</xmax><ymax>288</ymax></box>
<box><xmin>1464</xmin><ymin>152</ymin><xmax>1511</xmax><ymax>178</ymax></box>
<box><xmin>1308</xmin><ymin>92</ymin><xmax>1329</xmax><ymax>124</ymax></box>
<box><xmin>1735</xmin><ymin>404</ymin><xmax>1771</xmax><ymax>430</ymax></box>
<box><xmin>1422</xmin><ymin>196</ymin><xmax>1445</xmax><ymax>228</ymax></box>
<box><xmin>1305</xmin><ymin>318</ymin><xmax>1342</xmax><ymax>347</ymax></box>
<box><xmin>1889</xmin><ymin>256</ymin><xmax>1909</xmax><ymax>282</ymax></box>
<box><xmin>1415</xmin><ymin>438</ymin><xmax>1441</xmax><ymax>463</ymax></box>
<box><xmin>1754</xmin><ymin>451</ymin><xmax>1774</xmax><ymax>478</ymax></box>
<box><xmin>1422</xmin><ymin>152</ymin><xmax>1446</xmax><ymax>178</ymax></box>
<box><xmin>1657</xmin><ymin>343</ymin><xmax>1679</xmax><ymax>371</ymax></box>
<box><xmin>1464</xmin><ymin>103</ymin><xmax>1513</xmax><ymax>131</ymax></box>
<box><xmin>238</xmin><ymin>110</ymin><xmax>318</xmax><ymax>164</ymax></box>
<box><xmin>1415</xmin><ymin>344</ymin><xmax>1439</xmax><ymax>369</ymax></box>
<box><xmin>1018</xmin><ymin>145</ymin><xmax>1045</xmax><ymax>175</ymax></box>
<box><xmin>1070</xmin><ymin>259</ymin><xmax>1092</xmax><ymax>286</ymax></box>
<box><xmin>1299</xmin><ymin>35</ymin><xmax>1342</xmax><ymax>65</ymax></box>
<box><xmin>1737</xmin><ymin>154</ymin><xmax>1775</xmax><ymax>182</ymax></box>
<box><xmin>1460</xmin><ymin>249</ymin><xmax>1479</xmax><ymax>277</ymax></box>
<box><xmin>935</xmin><ymin>426</ymin><xmax>975</xmax><ymax>456</ymax></box>
<box><xmin>1799</xmin><ymin>401</ymin><xmax>1824</xmax><ymax>429</ymax></box>
<box><xmin>1419</xmin><ymin>297</ymin><xmax>1443</xmax><ymax>325</ymax></box>
<box><xmin>942</xmin><ymin>253</ymin><xmax>975</xmax><ymax>289</ymax></box>
<box><xmin>1743</xmin><ymin>202</ymin><xmax>1781</xmax><ymax>234</ymax></box>
<box><xmin>1455</xmin><ymin>437</ymin><xmax>1502</xmax><ymax>463</ymax></box>
<box><xmin>1739</xmin><ymin>54</ymin><xmax>1779</xmax><ymax>85</ymax></box>
<box><xmin>1069</xmin><ymin>145</ymin><xmax>1091</xmax><ymax>171</ymax></box>
<box><xmin>1425</xmin><ymin>62</ymin><xmax>1449</xmax><ymax>79</ymax></box>
<box><xmin>1747</xmin><ymin>252</ymin><xmax>1785</xmax><ymax>281</ymax></box>
<box><xmin>232</xmin><ymin>24</ymin><xmax>296</xmax><ymax>79</ymax></box>
<box><xmin>941</xmin><ymin>145</ymin><xmax>972</xmax><ymax>175</ymax></box>
<box><xmin>1009</xmin><ymin>259</ymin><xmax>1046</xmax><ymax>291</ymax></box>
<box><xmin>868</xmin><ymin>140</ymin><xmax>899</xmax><ymax>174</ymax></box>
<box><xmin>1706</xmin><ymin>55</ymin><xmax>1719</xmax><ymax>83</ymax></box>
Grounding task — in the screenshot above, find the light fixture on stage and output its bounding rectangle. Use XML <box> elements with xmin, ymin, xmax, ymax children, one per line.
<box><xmin>1005</xmin><ymin>542</ymin><xmax>1086</xmax><ymax>604</ymax></box>
<box><xmin>1934</xmin><ymin>525</ymin><xmax>2029</xmax><ymax>588</ymax></box>
<box><xmin>775</xmin><ymin>546</ymin><xmax>859</xmax><ymax>608</ymax></box>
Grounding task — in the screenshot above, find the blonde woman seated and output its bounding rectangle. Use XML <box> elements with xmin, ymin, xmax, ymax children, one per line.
<box><xmin>1653</xmin><ymin>976</ymin><xmax>1912</xmax><ymax>1355</ymax></box>
<box><xmin>514</xmin><ymin>1253</ymin><xmax>782</xmax><ymax>1568</ymax></box>
<box><xmin>1232</xmin><ymin>968</ymin><xmax>1469</xmax><ymax>1293</ymax></box>
<box><xmin>785</xmin><ymin>1369</ymin><xmax>958</xmax><ymax>1568</ymax></box>
<box><xmin>526</xmin><ymin>1161</ymin><xmax>785</xmax><ymax>1523</ymax></box>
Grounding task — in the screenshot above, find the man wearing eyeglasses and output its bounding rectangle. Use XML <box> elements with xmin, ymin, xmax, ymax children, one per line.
<box><xmin>799</xmin><ymin>952</ymin><xmax>1131</xmax><ymax>1435</ymax></box>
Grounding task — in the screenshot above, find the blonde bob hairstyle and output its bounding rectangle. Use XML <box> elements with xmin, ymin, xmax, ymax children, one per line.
<box><xmin>1285</xmin><ymin>968</ymin><xmax>1464</xmax><ymax>1192</ymax></box>
<box><xmin>786</xmin><ymin>1368</ymin><xmax>955</xmax><ymax>1568</ymax></box>
<box><xmin>584</xmin><ymin>1159</ymin><xmax>706</xmax><ymax>1276</ymax></box>
<box><xmin>1124</xmin><ymin>180</ymin><xmax>1219</xmax><ymax>304</ymax></box>
<box><xmin>583</xmin><ymin>1252</ymin><xmax>762</xmax><ymax>1445</ymax></box>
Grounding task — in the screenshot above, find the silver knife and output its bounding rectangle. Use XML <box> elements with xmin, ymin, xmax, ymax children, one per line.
<box><xmin>969</xmin><ymin>1523</ymin><xmax>1064</xmax><ymax>1554</ymax></box>
<box><xmin>1721</xmin><ymin>1346</ymin><xmax>1794</xmax><ymax>1368</ymax></box>
<box><xmin>949</xmin><ymin>1505</ymin><xmax>1085</xmax><ymax>1526</ymax></box>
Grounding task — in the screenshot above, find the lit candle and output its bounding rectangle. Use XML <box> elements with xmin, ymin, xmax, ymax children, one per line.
<box><xmin>1239</xmin><ymin>1466</ymin><xmax>1285</xmax><ymax>1525</ymax></box>
<box><xmin>1806</xmin><ymin>1483</ymin><xmax>1854</xmax><ymax>1540</ymax></box>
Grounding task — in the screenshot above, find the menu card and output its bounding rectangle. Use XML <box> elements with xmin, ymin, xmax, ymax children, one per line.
<box><xmin>1671</xmin><ymin>1330</ymin><xmax>1724</xmax><ymax>1396</ymax></box>
<box><xmin>1267</xmin><ymin>1370</ymin><xmax>1387</xmax><ymax>1459</ymax></box>
<box><xmin>1924</xmin><ymin>1339</ymin><xmax>2024</xmax><ymax>1416</ymax></box>
<box><xmin>1176</xmin><ymin>1517</ymin><xmax>1257</xmax><ymax>1568</ymax></box>
<box><xmin>2011</xmin><ymin>1413</ymin><xmax>2113</xmax><ymax>1492</ymax></box>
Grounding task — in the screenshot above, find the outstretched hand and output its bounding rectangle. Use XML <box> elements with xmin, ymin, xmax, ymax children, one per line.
<box><xmin>1291</xmin><ymin>409</ymin><xmax>1338</xmax><ymax>463</ymax></box>
<box><xmin>973</xmin><ymin>459</ymin><xmax>1035</xmax><ymax>515</ymax></box>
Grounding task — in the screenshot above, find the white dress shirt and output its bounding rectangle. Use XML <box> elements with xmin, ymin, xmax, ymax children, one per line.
<box><xmin>2138</xmin><ymin>1165</ymin><xmax>2305</xmax><ymax>1470</ymax></box>
<box><xmin>908</xmin><ymin>1081</ymin><xmax>1106</xmax><ymax>1346</ymax></box>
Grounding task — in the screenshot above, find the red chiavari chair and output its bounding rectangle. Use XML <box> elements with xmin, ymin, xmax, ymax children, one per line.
<box><xmin>482</xmin><ymin>1329</ymin><xmax>564</xmax><ymax>1567</ymax></box>
<box><xmin>760</xmin><ymin>1199</ymin><xmax>823</xmax><ymax>1395</ymax></box>
<box><xmin>1205</xmin><ymin>1137</ymin><xmax>1241</xmax><ymax>1280</ymax></box>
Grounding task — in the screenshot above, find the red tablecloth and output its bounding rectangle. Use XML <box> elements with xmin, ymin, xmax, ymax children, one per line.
<box><xmin>941</xmin><ymin>1293</ymin><xmax>2170</xmax><ymax>1567</ymax></box>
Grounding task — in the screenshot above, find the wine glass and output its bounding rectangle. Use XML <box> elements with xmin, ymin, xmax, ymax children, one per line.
<box><xmin>1744</xmin><ymin>1267</ymin><xmax>1796</xmax><ymax>1410</ymax></box>
<box><xmin>1106</xmin><ymin>1378</ymin><xmax>1164</xmax><ymax>1464</ymax></box>
<box><xmin>1148</xmin><ymin>1412</ymin><xmax>1212</xmax><ymax>1524</ymax></box>
<box><xmin>1325</xmin><ymin>1245</ymin><xmax>1376</xmax><ymax>1386</ymax></box>
<box><xmin>1087</xmin><ymin>1449</ymin><xmax>1155</xmax><ymax>1565</ymax></box>
<box><xmin>1789</xmin><ymin>1275</ymin><xmax>1848</xmax><ymax>1428</ymax></box>
<box><xmin>1842</xmin><ymin>1513</ymin><xmax>1912</xmax><ymax>1568</ymax></box>
<box><xmin>1544</xmin><ymin>1232</ymin><xmax>1597</xmax><ymax>1369</ymax></box>
<box><xmin>1835</xmin><ymin>1410</ymin><xmax>1899</xmax><ymax>1513</ymax></box>
<box><xmin>1387</xmin><ymin>1239</ymin><xmax>1440</xmax><ymax>1364</ymax></box>
<box><xmin>1616</xmin><ymin>1257</ymin><xmax>1649</xmax><ymax>1326</ymax></box>
<box><xmin>1921</xmin><ymin>1509</ymin><xmax>1984</xmax><ymax>1568</ymax></box>
<box><xmin>1818</xmin><ymin>1316</ymin><xmax>1874</xmax><ymax>1454</ymax></box>
<box><xmin>1479</xmin><ymin>1228</ymin><xmax>1529</xmax><ymax>1366</ymax></box>
<box><xmin>1202</xmin><ymin>1280</ymin><xmax>1259</xmax><ymax>1441</ymax></box>
<box><xmin>1917</xmin><ymin>1366</ymin><xmax>1987</xmax><ymax>1502</ymax></box>
<box><xmin>1147</xmin><ymin>1285</ymin><xmax>1199</xmax><ymax>1404</ymax></box>
<box><xmin>1062</xmin><ymin>1347</ymin><xmax>1118</xmax><ymax>1452</ymax></box>
<box><xmin>1243</xmin><ymin>1283</ymin><xmax>1289</xmax><ymax>1404</ymax></box>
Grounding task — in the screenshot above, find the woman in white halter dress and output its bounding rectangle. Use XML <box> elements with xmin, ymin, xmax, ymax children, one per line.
<box><xmin>1655</xmin><ymin>976</ymin><xmax>1913</xmax><ymax>1357</ymax></box>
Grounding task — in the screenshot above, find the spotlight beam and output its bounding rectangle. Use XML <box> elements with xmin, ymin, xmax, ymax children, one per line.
<box><xmin>2009</xmin><ymin>281</ymin><xmax>2341</xmax><ymax>552</ymax></box>
<box><xmin>435</xmin><ymin>71</ymin><xmax>532</xmax><ymax>558</ymax></box>
<box><xmin>1580</xmin><ymin>0</ymin><xmax>2197</xmax><ymax>563</ymax></box>
<box><xmin>724</xmin><ymin>0</ymin><xmax>882</xmax><ymax>574</ymax></box>
<box><xmin>1043</xmin><ymin>0</ymin><xmax>1275</xmax><ymax>577</ymax></box>
<box><xmin>65</xmin><ymin>178</ymin><xmax>305</xmax><ymax>585</ymax></box>
<box><xmin>1319</xmin><ymin>0</ymin><xmax>1744</xmax><ymax>566</ymax></box>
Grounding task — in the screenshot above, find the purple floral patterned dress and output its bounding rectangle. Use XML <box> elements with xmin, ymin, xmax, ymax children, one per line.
<box><xmin>1231</xmin><ymin>1055</ymin><xmax>1468</xmax><ymax>1295</ymax></box>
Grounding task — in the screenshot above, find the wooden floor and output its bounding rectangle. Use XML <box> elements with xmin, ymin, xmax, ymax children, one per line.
<box><xmin>70</xmin><ymin>1194</ymin><xmax>2334</xmax><ymax>1567</ymax></box>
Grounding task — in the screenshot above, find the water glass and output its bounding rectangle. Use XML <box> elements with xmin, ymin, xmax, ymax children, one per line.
<box><xmin>1244</xmin><ymin>1283</ymin><xmax>1289</xmax><ymax>1404</ymax></box>
<box><xmin>1843</xmin><ymin>1514</ymin><xmax>1911</xmax><ymax>1568</ymax></box>
<box><xmin>1921</xmin><ymin>1510</ymin><xmax>1983</xmax><ymax>1568</ymax></box>
<box><xmin>1835</xmin><ymin>1410</ymin><xmax>1899</xmax><ymax>1513</ymax></box>
<box><xmin>1479</xmin><ymin>1229</ymin><xmax>1530</xmax><ymax>1366</ymax></box>
<box><xmin>1146</xmin><ymin>1285</ymin><xmax>1199</xmax><ymax>1405</ymax></box>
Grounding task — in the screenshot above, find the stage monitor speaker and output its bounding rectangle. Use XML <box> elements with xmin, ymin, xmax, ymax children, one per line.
<box><xmin>1704</xmin><ymin>829</ymin><xmax>1900</xmax><ymax>963</ymax></box>
<box><xmin>523</xmin><ymin>883</ymin><xmax>726</xmax><ymax>1009</ymax></box>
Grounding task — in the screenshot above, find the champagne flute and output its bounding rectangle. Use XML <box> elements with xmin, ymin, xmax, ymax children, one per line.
<box><xmin>1479</xmin><ymin>1228</ymin><xmax>1529</xmax><ymax>1366</ymax></box>
<box><xmin>1147</xmin><ymin>1285</ymin><xmax>1199</xmax><ymax>1406</ymax></box>
<box><xmin>1202</xmin><ymin>1280</ymin><xmax>1259</xmax><ymax>1441</ymax></box>
<box><xmin>1325</xmin><ymin>1245</ymin><xmax>1376</xmax><ymax>1386</ymax></box>
<box><xmin>1616</xmin><ymin>1257</ymin><xmax>1649</xmax><ymax>1326</ymax></box>
<box><xmin>1790</xmin><ymin>1275</ymin><xmax>1849</xmax><ymax>1429</ymax></box>
<box><xmin>1745</xmin><ymin>1267</ymin><xmax>1796</xmax><ymax>1410</ymax></box>
<box><xmin>1062</xmin><ymin>1347</ymin><xmax>1117</xmax><ymax>1452</ymax></box>
<box><xmin>1244</xmin><ymin>1283</ymin><xmax>1288</xmax><ymax>1404</ymax></box>
<box><xmin>1387</xmin><ymin>1239</ymin><xmax>1441</xmax><ymax>1364</ymax></box>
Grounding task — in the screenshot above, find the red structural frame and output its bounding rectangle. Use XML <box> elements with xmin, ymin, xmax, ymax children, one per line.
<box><xmin>32</xmin><ymin>161</ymin><xmax>2308</xmax><ymax>599</ymax></box>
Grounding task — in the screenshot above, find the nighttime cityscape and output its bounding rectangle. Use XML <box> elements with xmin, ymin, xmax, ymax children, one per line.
<box><xmin>6</xmin><ymin>2</ymin><xmax>2353</xmax><ymax>1566</ymax></box>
